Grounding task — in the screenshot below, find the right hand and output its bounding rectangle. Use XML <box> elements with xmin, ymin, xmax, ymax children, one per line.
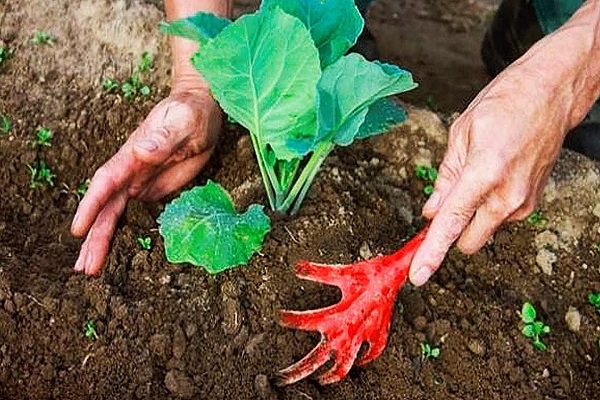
<box><xmin>71</xmin><ymin>85</ymin><xmax>222</xmax><ymax>276</ymax></box>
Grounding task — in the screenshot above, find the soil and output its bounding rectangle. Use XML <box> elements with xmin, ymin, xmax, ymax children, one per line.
<box><xmin>1</xmin><ymin>1</ymin><xmax>600</xmax><ymax>399</ymax></box>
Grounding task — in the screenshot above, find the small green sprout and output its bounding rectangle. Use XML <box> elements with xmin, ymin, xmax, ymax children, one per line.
<box><xmin>28</xmin><ymin>161</ymin><xmax>56</xmax><ymax>189</ymax></box>
<box><xmin>84</xmin><ymin>319</ymin><xmax>99</xmax><ymax>340</ymax></box>
<box><xmin>137</xmin><ymin>51</ymin><xmax>154</xmax><ymax>74</ymax></box>
<box><xmin>33</xmin><ymin>127</ymin><xmax>53</xmax><ymax>147</ymax></box>
<box><xmin>31</xmin><ymin>30</ymin><xmax>56</xmax><ymax>46</ymax></box>
<box><xmin>0</xmin><ymin>113</ymin><xmax>11</xmax><ymax>135</ymax></box>
<box><xmin>102</xmin><ymin>78</ymin><xmax>120</xmax><ymax>93</ymax></box>
<box><xmin>415</xmin><ymin>165</ymin><xmax>438</xmax><ymax>196</ymax></box>
<box><xmin>527</xmin><ymin>210</ymin><xmax>548</xmax><ymax>228</ymax></box>
<box><xmin>121</xmin><ymin>75</ymin><xmax>151</xmax><ymax>100</ymax></box>
<box><xmin>594</xmin><ymin>242</ymin><xmax>600</xmax><ymax>252</ymax></box>
<box><xmin>76</xmin><ymin>179</ymin><xmax>90</xmax><ymax>201</ymax></box>
<box><xmin>520</xmin><ymin>302</ymin><xmax>550</xmax><ymax>351</ymax></box>
<box><xmin>0</xmin><ymin>46</ymin><xmax>13</xmax><ymax>68</ymax></box>
<box><xmin>588</xmin><ymin>292</ymin><xmax>600</xmax><ymax>313</ymax></box>
<box><xmin>138</xmin><ymin>236</ymin><xmax>152</xmax><ymax>250</ymax></box>
<box><xmin>420</xmin><ymin>341</ymin><xmax>440</xmax><ymax>361</ymax></box>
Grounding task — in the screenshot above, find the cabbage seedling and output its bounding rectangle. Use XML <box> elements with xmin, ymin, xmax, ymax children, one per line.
<box><xmin>588</xmin><ymin>292</ymin><xmax>600</xmax><ymax>313</ymax></box>
<box><xmin>0</xmin><ymin>113</ymin><xmax>11</xmax><ymax>135</ymax></box>
<box><xmin>84</xmin><ymin>319</ymin><xmax>99</xmax><ymax>340</ymax></box>
<box><xmin>33</xmin><ymin>127</ymin><xmax>53</xmax><ymax>147</ymax></box>
<box><xmin>520</xmin><ymin>302</ymin><xmax>550</xmax><ymax>351</ymax></box>
<box><xmin>420</xmin><ymin>341</ymin><xmax>440</xmax><ymax>361</ymax></box>
<box><xmin>28</xmin><ymin>161</ymin><xmax>56</xmax><ymax>189</ymax></box>
<box><xmin>121</xmin><ymin>75</ymin><xmax>150</xmax><ymax>100</ymax></box>
<box><xmin>161</xmin><ymin>0</ymin><xmax>417</xmax><ymax>214</ymax></box>
<box><xmin>415</xmin><ymin>165</ymin><xmax>437</xmax><ymax>196</ymax></box>
<box><xmin>0</xmin><ymin>46</ymin><xmax>13</xmax><ymax>68</ymax></box>
<box><xmin>137</xmin><ymin>236</ymin><xmax>152</xmax><ymax>251</ymax></box>
<box><xmin>137</xmin><ymin>51</ymin><xmax>154</xmax><ymax>74</ymax></box>
<box><xmin>76</xmin><ymin>179</ymin><xmax>90</xmax><ymax>201</ymax></box>
<box><xmin>31</xmin><ymin>31</ymin><xmax>55</xmax><ymax>46</ymax></box>
<box><xmin>527</xmin><ymin>210</ymin><xmax>547</xmax><ymax>228</ymax></box>
<box><xmin>102</xmin><ymin>78</ymin><xmax>119</xmax><ymax>93</ymax></box>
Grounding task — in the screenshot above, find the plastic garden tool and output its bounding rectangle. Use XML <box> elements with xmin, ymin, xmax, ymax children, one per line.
<box><xmin>278</xmin><ymin>227</ymin><xmax>428</xmax><ymax>385</ymax></box>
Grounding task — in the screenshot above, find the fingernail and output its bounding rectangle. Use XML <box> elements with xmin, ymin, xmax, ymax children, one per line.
<box><xmin>137</xmin><ymin>140</ymin><xmax>158</xmax><ymax>152</ymax></box>
<box><xmin>72</xmin><ymin>213</ymin><xmax>80</xmax><ymax>229</ymax></box>
<box><xmin>411</xmin><ymin>266</ymin><xmax>432</xmax><ymax>287</ymax></box>
<box><xmin>423</xmin><ymin>192</ymin><xmax>440</xmax><ymax>212</ymax></box>
<box><xmin>84</xmin><ymin>252</ymin><xmax>93</xmax><ymax>274</ymax></box>
<box><xmin>74</xmin><ymin>255</ymin><xmax>84</xmax><ymax>272</ymax></box>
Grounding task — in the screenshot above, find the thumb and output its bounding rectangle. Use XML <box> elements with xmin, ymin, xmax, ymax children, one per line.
<box><xmin>133</xmin><ymin>125</ymin><xmax>185</xmax><ymax>165</ymax></box>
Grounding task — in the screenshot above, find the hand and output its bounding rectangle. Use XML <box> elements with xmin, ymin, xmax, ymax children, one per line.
<box><xmin>71</xmin><ymin>86</ymin><xmax>222</xmax><ymax>276</ymax></box>
<box><xmin>408</xmin><ymin>59</ymin><xmax>575</xmax><ymax>287</ymax></box>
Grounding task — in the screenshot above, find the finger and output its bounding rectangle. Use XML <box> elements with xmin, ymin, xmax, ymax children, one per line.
<box><xmin>74</xmin><ymin>191</ymin><xmax>127</xmax><ymax>276</ymax></box>
<box><xmin>456</xmin><ymin>194</ymin><xmax>513</xmax><ymax>254</ymax></box>
<box><xmin>141</xmin><ymin>150</ymin><xmax>214</xmax><ymax>201</ymax></box>
<box><xmin>410</xmin><ymin>168</ymin><xmax>497</xmax><ymax>286</ymax></box>
<box><xmin>71</xmin><ymin>154</ymin><xmax>135</xmax><ymax>237</ymax></box>
<box><xmin>422</xmin><ymin>124</ymin><xmax>469</xmax><ymax>219</ymax></box>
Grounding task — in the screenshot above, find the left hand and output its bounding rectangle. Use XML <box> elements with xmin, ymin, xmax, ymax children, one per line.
<box><xmin>408</xmin><ymin>57</ymin><xmax>576</xmax><ymax>287</ymax></box>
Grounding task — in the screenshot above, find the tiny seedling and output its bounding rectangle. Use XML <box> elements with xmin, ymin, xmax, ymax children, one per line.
<box><xmin>138</xmin><ymin>236</ymin><xmax>152</xmax><ymax>250</ymax></box>
<box><xmin>0</xmin><ymin>113</ymin><xmax>11</xmax><ymax>135</ymax></box>
<box><xmin>520</xmin><ymin>302</ymin><xmax>550</xmax><ymax>351</ymax></box>
<box><xmin>0</xmin><ymin>46</ymin><xmax>13</xmax><ymax>68</ymax></box>
<box><xmin>137</xmin><ymin>51</ymin><xmax>154</xmax><ymax>73</ymax></box>
<box><xmin>527</xmin><ymin>210</ymin><xmax>548</xmax><ymax>228</ymax></box>
<box><xmin>420</xmin><ymin>341</ymin><xmax>440</xmax><ymax>361</ymax></box>
<box><xmin>28</xmin><ymin>161</ymin><xmax>56</xmax><ymax>189</ymax></box>
<box><xmin>415</xmin><ymin>165</ymin><xmax>438</xmax><ymax>196</ymax></box>
<box><xmin>121</xmin><ymin>75</ymin><xmax>151</xmax><ymax>100</ymax></box>
<box><xmin>594</xmin><ymin>242</ymin><xmax>600</xmax><ymax>252</ymax></box>
<box><xmin>33</xmin><ymin>127</ymin><xmax>53</xmax><ymax>147</ymax></box>
<box><xmin>31</xmin><ymin>30</ymin><xmax>56</xmax><ymax>46</ymax></box>
<box><xmin>588</xmin><ymin>292</ymin><xmax>600</xmax><ymax>313</ymax></box>
<box><xmin>84</xmin><ymin>319</ymin><xmax>99</xmax><ymax>340</ymax></box>
<box><xmin>76</xmin><ymin>179</ymin><xmax>90</xmax><ymax>201</ymax></box>
<box><xmin>102</xmin><ymin>78</ymin><xmax>120</xmax><ymax>93</ymax></box>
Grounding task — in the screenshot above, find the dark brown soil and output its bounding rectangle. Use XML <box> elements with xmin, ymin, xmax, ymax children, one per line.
<box><xmin>1</xmin><ymin>1</ymin><xmax>600</xmax><ymax>399</ymax></box>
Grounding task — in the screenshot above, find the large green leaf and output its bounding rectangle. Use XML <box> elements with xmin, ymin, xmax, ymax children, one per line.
<box><xmin>357</xmin><ymin>98</ymin><xmax>406</xmax><ymax>140</ymax></box>
<box><xmin>158</xmin><ymin>181</ymin><xmax>271</xmax><ymax>274</ymax></box>
<box><xmin>193</xmin><ymin>7</ymin><xmax>321</xmax><ymax>160</ymax></box>
<box><xmin>316</xmin><ymin>53</ymin><xmax>417</xmax><ymax>147</ymax></box>
<box><xmin>159</xmin><ymin>12</ymin><xmax>231</xmax><ymax>43</ymax></box>
<box><xmin>261</xmin><ymin>0</ymin><xmax>364</xmax><ymax>67</ymax></box>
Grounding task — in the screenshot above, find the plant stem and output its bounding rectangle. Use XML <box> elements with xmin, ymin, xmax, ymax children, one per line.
<box><xmin>278</xmin><ymin>143</ymin><xmax>333</xmax><ymax>214</ymax></box>
<box><xmin>249</xmin><ymin>133</ymin><xmax>276</xmax><ymax>210</ymax></box>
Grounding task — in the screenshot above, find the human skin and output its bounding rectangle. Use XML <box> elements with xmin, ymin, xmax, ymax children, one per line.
<box><xmin>70</xmin><ymin>0</ymin><xmax>232</xmax><ymax>276</ymax></box>
<box><xmin>409</xmin><ymin>0</ymin><xmax>600</xmax><ymax>286</ymax></box>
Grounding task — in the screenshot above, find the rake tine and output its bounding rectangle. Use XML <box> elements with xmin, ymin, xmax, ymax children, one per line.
<box><xmin>277</xmin><ymin>339</ymin><xmax>331</xmax><ymax>386</ymax></box>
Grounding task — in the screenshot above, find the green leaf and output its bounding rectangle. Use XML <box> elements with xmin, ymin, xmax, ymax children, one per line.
<box><xmin>588</xmin><ymin>292</ymin><xmax>600</xmax><ymax>309</ymax></box>
<box><xmin>521</xmin><ymin>324</ymin><xmax>536</xmax><ymax>338</ymax></box>
<box><xmin>193</xmin><ymin>7</ymin><xmax>321</xmax><ymax>160</ymax></box>
<box><xmin>521</xmin><ymin>302</ymin><xmax>537</xmax><ymax>324</ymax></box>
<box><xmin>159</xmin><ymin>12</ymin><xmax>231</xmax><ymax>43</ymax></box>
<box><xmin>532</xmin><ymin>321</ymin><xmax>546</xmax><ymax>335</ymax></box>
<box><xmin>430</xmin><ymin>348</ymin><xmax>440</xmax><ymax>358</ymax></box>
<box><xmin>261</xmin><ymin>0</ymin><xmax>364</xmax><ymax>67</ymax></box>
<box><xmin>316</xmin><ymin>54</ymin><xmax>417</xmax><ymax>147</ymax></box>
<box><xmin>158</xmin><ymin>181</ymin><xmax>271</xmax><ymax>274</ymax></box>
<box><xmin>356</xmin><ymin>98</ymin><xmax>406</xmax><ymax>140</ymax></box>
<box><xmin>533</xmin><ymin>340</ymin><xmax>547</xmax><ymax>351</ymax></box>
